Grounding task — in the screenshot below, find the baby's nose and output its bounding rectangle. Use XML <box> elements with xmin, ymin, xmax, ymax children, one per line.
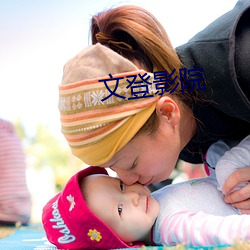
<box><xmin>126</xmin><ymin>191</ymin><xmax>140</xmax><ymax>206</ymax></box>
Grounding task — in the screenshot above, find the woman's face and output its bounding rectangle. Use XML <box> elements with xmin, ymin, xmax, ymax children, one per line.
<box><xmin>100</xmin><ymin>116</ymin><xmax>182</xmax><ymax>186</ymax></box>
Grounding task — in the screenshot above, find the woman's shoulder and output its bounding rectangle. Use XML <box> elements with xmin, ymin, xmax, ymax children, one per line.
<box><xmin>176</xmin><ymin>0</ymin><xmax>250</xmax><ymax>123</ymax></box>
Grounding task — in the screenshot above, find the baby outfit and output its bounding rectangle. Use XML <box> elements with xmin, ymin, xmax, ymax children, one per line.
<box><xmin>152</xmin><ymin>135</ymin><xmax>250</xmax><ymax>246</ymax></box>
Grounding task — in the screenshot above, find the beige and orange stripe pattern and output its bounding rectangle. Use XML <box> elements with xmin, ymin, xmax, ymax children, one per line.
<box><xmin>59</xmin><ymin>44</ymin><xmax>160</xmax><ymax>165</ymax></box>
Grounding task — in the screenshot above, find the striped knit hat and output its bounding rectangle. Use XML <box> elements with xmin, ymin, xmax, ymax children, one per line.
<box><xmin>59</xmin><ymin>43</ymin><xmax>159</xmax><ymax>165</ymax></box>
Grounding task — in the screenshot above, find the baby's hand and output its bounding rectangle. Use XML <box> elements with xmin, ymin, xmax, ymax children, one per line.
<box><xmin>223</xmin><ymin>166</ymin><xmax>250</xmax><ymax>214</ymax></box>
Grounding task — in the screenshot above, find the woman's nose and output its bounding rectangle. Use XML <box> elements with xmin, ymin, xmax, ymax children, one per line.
<box><xmin>112</xmin><ymin>168</ymin><xmax>139</xmax><ymax>185</ymax></box>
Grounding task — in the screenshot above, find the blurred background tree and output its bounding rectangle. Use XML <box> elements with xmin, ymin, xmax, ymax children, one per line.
<box><xmin>14</xmin><ymin>119</ymin><xmax>85</xmax><ymax>191</ymax></box>
<box><xmin>13</xmin><ymin>119</ymin><xmax>86</xmax><ymax>223</ymax></box>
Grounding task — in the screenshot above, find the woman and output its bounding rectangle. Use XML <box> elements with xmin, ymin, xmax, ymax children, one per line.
<box><xmin>59</xmin><ymin>1</ymin><xmax>250</xmax><ymax>211</ymax></box>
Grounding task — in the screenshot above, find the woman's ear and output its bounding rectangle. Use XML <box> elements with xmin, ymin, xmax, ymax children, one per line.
<box><xmin>156</xmin><ymin>96</ymin><xmax>180</xmax><ymax>126</ymax></box>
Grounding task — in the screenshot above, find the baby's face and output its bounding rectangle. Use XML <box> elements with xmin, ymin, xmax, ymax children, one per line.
<box><xmin>84</xmin><ymin>175</ymin><xmax>160</xmax><ymax>244</ymax></box>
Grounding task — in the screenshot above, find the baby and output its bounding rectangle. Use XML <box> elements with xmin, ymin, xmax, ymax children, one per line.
<box><xmin>42</xmin><ymin>135</ymin><xmax>250</xmax><ymax>249</ymax></box>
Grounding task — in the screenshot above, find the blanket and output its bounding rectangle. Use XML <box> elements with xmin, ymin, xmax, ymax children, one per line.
<box><xmin>0</xmin><ymin>225</ymin><xmax>248</xmax><ymax>250</ymax></box>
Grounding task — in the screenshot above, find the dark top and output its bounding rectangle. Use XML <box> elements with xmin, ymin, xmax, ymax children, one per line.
<box><xmin>176</xmin><ymin>0</ymin><xmax>250</xmax><ymax>164</ymax></box>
